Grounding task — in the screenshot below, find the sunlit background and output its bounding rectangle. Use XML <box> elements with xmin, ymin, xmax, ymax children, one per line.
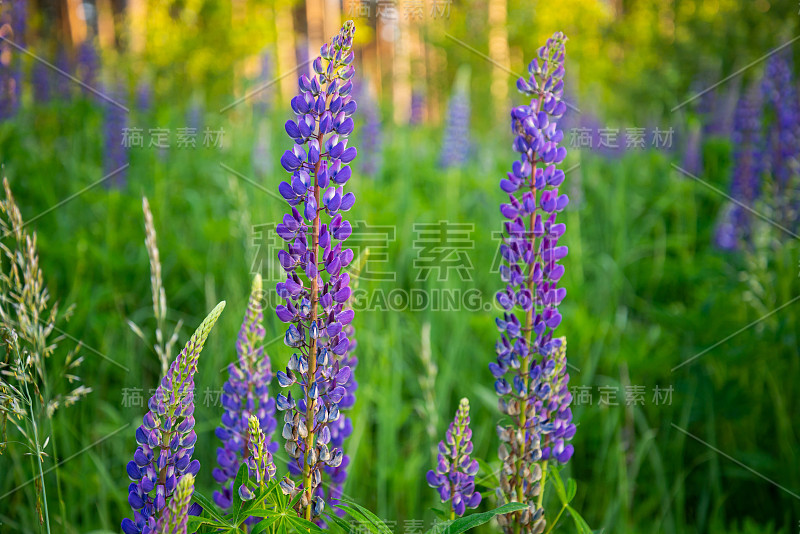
<box><xmin>1</xmin><ymin>0</ymin><xmax>800</xmax><ymax>532</ymax></box>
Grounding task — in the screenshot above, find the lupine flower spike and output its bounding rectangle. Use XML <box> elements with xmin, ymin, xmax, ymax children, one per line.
<box><xmin>122</xmin><ymin>302</ymin><xmax>226</xmax><ymax>534</ymax></box>
<box><xmin>426</xmin><ymin>398</ymin><xmax>481</xmax><ymax>519</ymax></box>
<box><xmin>492</xmin><ymin>32</ymin><xmax>576</xmax><ymax>534</ymax></box>
<box><xmin>714</xmin><ymin>85</ymin><xmax>763</xmax><ymax>250</ymax></box>
<box><xmin>274</xmin><ymin>20</ymin><xmax>357</xmax><ymax>520</ymax></box>
<box><xmin>238</xmin><ymin>414</ymin><xmax>278</xmax><ymax>501</ymax></box>
<box><xmin>213</xmin><ymin>274</ymin><xmax>278</xmax><ymax>510</ymax></box>
<box><xmin>154</xmin><ymin>473</ymin><xmax>195</xmax><ymax>534</ymax></box>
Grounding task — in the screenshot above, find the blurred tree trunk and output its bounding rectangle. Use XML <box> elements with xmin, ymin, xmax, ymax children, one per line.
<box><xmin>64</xmin><ymin>0</ymin><xmax>86</xmax><ymax>45</ymax></box>
<box><xmin>392</xmin><ymin>16</ymin><xmax>410</xmax><ymax>124</ymax></box>
<box><xmin>488</xmin><ymin>0</ymin><xmax>510</xmax><ymax>120</ymax></box>
<box><xmin>96</xmin><ymin>0</ymin><xmax>115</xmax><ymax>48</ymax></box>
<box><xmin>127</xmin><ymin>0</ymin><xmax>146</xmax><ymax>54</ymax></box>
<box><xmin>322</xmin><ymin>0</ymin><xmax>341</xmax><ymax>43</ymax></box>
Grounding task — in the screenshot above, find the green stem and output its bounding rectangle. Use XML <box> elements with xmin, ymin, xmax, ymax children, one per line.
<box><xmin>543</xmin><ymin>503</ymin><xmax>566</xmax><ymax>534</ymax></box>
<box><xmin>21</xmin><ymin>360</ymin><xmax>51</xmax><ymax>534</ymax></box>
<box><xmin>537</xmin><ymin>461</ymin><xmax>548</xmax><ymax>510</ymax></box>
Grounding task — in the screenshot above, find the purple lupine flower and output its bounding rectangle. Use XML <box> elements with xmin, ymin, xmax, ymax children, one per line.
<box><xmin>761</xmin><ymin>50</ymin><xmax>800</xmax><ymax>226</ymax></box>
<box><xmin>32</xmin><ymin>59</ymin><xmax>51</xmax><ymax>104</ymax></box>
<box><xmin>102</xmin><ymin>83</ymin><xmax>129</xmax><ymax>188</ymax></box>
<box><xmin>122</xmin><ymin>302</ymin><xmax>226</xmax><ymax>534</ymax></box>
<box><xmin>213</xmin><ymin>275</ymin><xmax>278</xmax><ymax>510</ymax></box>
<box><xmin>153</xmin><ymin>473</ymin><xmax>194</xmax><ymax>534</ymax></box>
<box><xmin>136</xmin><ymin>80</ymin><xmax>153</xmax><ymax>114</ymax></box>
<box><xmin>54</xmin><ymin>49</ymin><xmax>72</xmax><ymax>100</ymax></box>
<box><xmin>439</xmin><ymin>68</ymin><xmax>471</xmax><ymax>169</ymax></box>
<box><xmin>714</xmin><ymin>84</ymin><xmax>763</xmax><ymax>250</ymax></box>
<box><xmin>492</xmin><ymin>32</ymin><xmax>575</xmax><ymax>534</ymax></box>
<box><xmin>682</xmin><ymin>123</ymin><xmax>703</xmax><ymax>177</ymax></box>
<box><xmin>426</xmin><ymin>398</ymin><xmax>481</xmax><ymax>518</ymax></box>
<box><xmin>274</xmin><ymin>20</ymin><xmax>358</xmax><ymax>519</ymax></box>
<box><xmin>355</xmin><ymin>80</ymin><xmax>381</xmax><ymax>176</ymax></box>
<box><xmin>76</xmin><ymin>39</ymin><xmax>99</xmax><ymax>95</ymax></box>
<box><xmin>410</xmin><ymin>89</ymin><xmax>425</xmax><ymax>125</ymax></box>
<box><xmin>0</xmin><ymin>0</ymin><xmax>26</xmax><ymax>120</ymax></box>
<box><xmin>238</xmin><ymin>415</ymin><xmax>278</xmax><ymax>502</ymax></box>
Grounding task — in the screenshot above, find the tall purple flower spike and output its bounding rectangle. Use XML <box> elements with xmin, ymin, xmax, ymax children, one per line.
<box><xmin>426</xmin><ymin>398</ymin><xmax>481</xmax><ymax>518</ymax></box>
<box><xmin>274</xmin><ymin>20</ymin><xmax>357</xmax><ymax>520</ymax></box>
<box><xmin>122</xmin><ymin>302</ymin><xmax>226</xmax><ymax>534</ymax></box>
<box><xmin>714</xmin><ymin>84</ymin><xmax>763</xmax><ymax>251</ymax></box>
<box><xmin>491</xmin><ymin>32</ymin><xmax>576</xmax><ymax>534</ymax></box>
<box><xmin>213</xmin><ymin>274</ymin><xmax>278</xmax><ymax>510</ymax></box>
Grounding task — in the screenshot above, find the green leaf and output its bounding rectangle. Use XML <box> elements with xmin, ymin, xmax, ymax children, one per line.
<box><xmin>231</xmin><ymin>462</ymin><xmax>250</xmax><ymax>522</ymax></box>
<box><xmin>549</xmin><ymin>463</ymin><xmax>567</xmax><ymax>504</ymax></box>
<box><xmin>190</xmin><ymin>490</ymin><xmax>229</xmax><ymax>525</ymax></box>
<box><xmin>326</xmin><ymin>512</ymin><xmax>354</xmax><ymax>533</ymax></box>
<box><xmin>186</xmin><ymin>514</ymin><xmax>221</xmax><ymax>534</ymax></box>
<box><xmin>249</xmin><ymin>515</ymin><xmax>282</xmax><ymax>534</ymax></box>
<box><xmin>567</xmin><ymin>505</ymin><xmax>594</xmax><ymax>534</ymax></box>
<box><xmin>429</xmin><ymin>507</ymin><xmax>450</xmax><ymax>521</ymax></box>
<box><xmin>474</xmin><ymin>458</ymin><xmax>500</xmax><ymax>488</ymax></box>
<box><xmin>423</xmin><ymin>502</ymin><xmax>527</xmax><ymax>534</ymax></box>
<box><xmin>335</xmin><ymin>497</ymin><xmax>393</xmax><ymax>534</ymax></box>
<box><xmin>566</xmin><ymin>478</ymin><xmax>577</xmax><ymax>503</ymax></box>
<box><xmin>286</xmin><ymin>513</ymin><xmax>327</xmax><ymax>534</ymax></box>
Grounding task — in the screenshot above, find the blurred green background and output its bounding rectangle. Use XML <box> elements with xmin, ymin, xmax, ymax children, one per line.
<box><xmin>1</xmin><ymin>0</ymin><xmax>800</xmax><ymax>533</ymax></box>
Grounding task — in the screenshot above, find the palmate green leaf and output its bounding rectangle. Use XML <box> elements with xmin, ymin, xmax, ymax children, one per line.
<box><xmin>335</xmin><ymin>497</ymin><xmax>393</xmax><ymax>534</ymax></box>
<box><xmin>190</xmin><ymin>490</ymin><xmax>230</xmax><ymax>525</ymax></box>
<box><xmin>231</xmin><ymin>462</ymin><xmax>251</xmax><ymax>522</ymax></box>
<box><xmin>186</xmin><ymin>515</ymin><xmax>220</xmax><ymax>534</ymax></box>
<box><xmin>326</xmin><ymin>512</ymin><xmax>354</xmax><ymax>533</ymax></box>
<box><xmin>567</xmin><ymin>505</ymin><xmax>594</xmax><ymax>534</ymax></box>
<box><xmin>286</xmin><ymin>513</ymin><xmax>328</xmax><ymax>533</ymax></box>
<box><xmin>549</xmin><ymin>463</ymin><xmax>567</xmax><ymax>504</ymax></box>
<box><xmin>423</xmin><ymin>502</ymin><xmax>527</xmax><ymax>534</ymax></box>
<box><xmin>249</xmin><ymin>514</ymin><xmax>282</xmax><ymax>534</ymax></box>
<box><xmin>566</xmin><ymin>478</ymin><xmax>577</xmax><ymax>503</ymax></box>
<box><xmin>429</xmin><ymin>507</ymin><xmax>450</xmax><ymax>521</ymax></box>
<box><xmin>474</xmin><ymin>458</ymin><xmax>500</xmax><ymax>489</ymax></box>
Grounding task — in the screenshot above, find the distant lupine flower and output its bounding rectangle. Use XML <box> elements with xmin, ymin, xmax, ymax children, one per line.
<box><xmin>682</xmin><ymin>123</ymin><xmax>703</xmax><ymax>176</ymax></box>
<box><xmin>0</xmin><ymin>0</ymin><xmax>26</xmax><ymax>119</ymax></box>
<box><xmin>76</xmin><ymin>39</ymin><xmax>99</xmax><ymax>93</ymax></box>
<box><xmin>355</xmin><ymin>81</ymin><xmax>381</xmax><ymax>176</ymax></box>
<box><xmin>32</xmin><ymin>60</ymin><xmax>50</xmax><ymax>104</ymax></box>
<box><xmin>136</xmin><ymin>80</ymin><xmax>153</xmax><ymax>114</ymax></box>
<box><xmin>213</xmin><ymin>275</ymin><xmax>278</xmax><ymax>510</ymax></box>
<box><xmin>410</xmin><ymin>90</ymin><xmax>425</xmax><ymax>125</ymax></box>
<box><xmin>761</xmin><ymin>50</ymin><xmax>800</xmax><ymax>226</ymax></box>
<box><xmin>122</xmin><ymin>302</ymin><xmax>226</xmax><ymax>534</ymax></box>
<box><xmin>238</xmin><ymin>415</ymin><xmax>278</xmax><ymax>501</ymax></box>
<box><xmin>54</xmin><ymin>50</ymin><xmax>72</xmax><ymax>100</ymax></box>
<box><xmin>254</xmin><ymin>50</ymin><xmax>273</xmax><ymax>116</ymax></box>
<box><xmin>714</xmin><ymin>85</ymin><xmax>763</xmax><ymax>250</ymax></box>
<box><xmin>492</xmin><ymin>32</ymin><xmax>575</xmax><ymax>534</ymax></box>
<box><xmin>102</xmin><ymin>83</ymin><xmax>129</xmax><ymax>187</ymax></box>
<box><xmin>426</xmin><ymin>398</ymin><xmax>481</xmax><ymax>518</ymax></box>
<box><xmin>439</xmin><ymin>68</ymin><xmax>471</xmax><ymax>169</ymax></box>
<box><xmin>153</xmin><ymin>473</ymin><xmax>194</xmax><ymax>534</ymax></box>
<box><xmin>274</xmin><ymin>20</ymin><xmax>358</xmax><ymax>519</ymax></box>
<box><xmin>187</xmin><ymin>100</ymin><xmax>202</xmax><ymax>133</ymax></box>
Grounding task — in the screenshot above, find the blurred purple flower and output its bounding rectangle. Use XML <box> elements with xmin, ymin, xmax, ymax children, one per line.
<box><xmin>714</xmin><ymin>84</ymin><xmax>763</xmax><ymax>250</ymax></box>
<box><xmin>439</xmin><ymin>69</ymin><xmax>471</xmax><ymax>169</ymax></box>
<box><xmin>102</xmin><ymin>83</ymin><xmax>129</xmax><ymax>188</ymax></box>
